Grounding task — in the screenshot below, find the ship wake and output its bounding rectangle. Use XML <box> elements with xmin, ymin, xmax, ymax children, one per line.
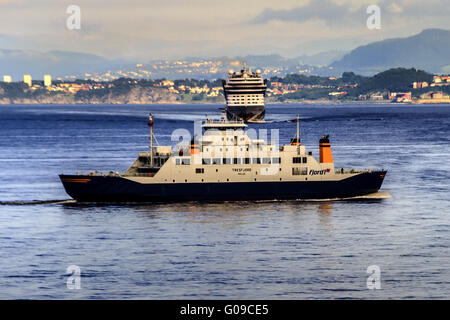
<box><xmin>0</xmin><ymin>199</ymin><xmax>76</xmax><ymax>206</ymax></box>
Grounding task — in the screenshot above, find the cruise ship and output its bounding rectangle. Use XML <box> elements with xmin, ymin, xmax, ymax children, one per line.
<box><xmin>222</xmin><ymin>63</ymin><xmax>267</xmax><ymax>122</ymax></box>
<box><xmin>59</xmin><ymin>112</ymin><xmax>387</xmax><ymax>202</ymax></box>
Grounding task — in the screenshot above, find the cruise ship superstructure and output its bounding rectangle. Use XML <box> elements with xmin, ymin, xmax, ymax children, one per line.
<box><xmin>222</xmin><ymin>63</ymin><xmax>267</xmax><ymax>122</ymax></box>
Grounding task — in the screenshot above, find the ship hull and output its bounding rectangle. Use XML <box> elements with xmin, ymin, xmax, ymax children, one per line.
<box><xmin>60</xmin><ymin>171</ymin><xmax>386</xmax><ymax>202</ymax></box>
<box><xmin>226</xmin><ymin>105</ymin><xmax>265</xmax><ymax>122</ymax></box>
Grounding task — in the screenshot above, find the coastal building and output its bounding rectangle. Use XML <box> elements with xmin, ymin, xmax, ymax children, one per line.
<box><xmin>44</xmin><ymin>75</ymin><xmax>52</xmax><ymax>87</ymax></box>
<box><xmin>328</xmin><ymin>91</ymin><xmax>347</xmax><ymax>97</ymax></box>
<box><xmin>389</xmin><ymin>92</ymin><xmax>412</xmax><ymax>102</ymax></box>
<box><xmin>23</xmin><ymin>75</ymin><xmax>32</xmax><ymax>86</ymax></box>
<box><xmin>370</xmin><ymin>92</ymin><xmax>385</xmax><ymax>101</ymax></box>
<box><xmin>431</xmin><ymin>92</ymin><xmax>449</xmax><ymax>99</ymax></box>
<box><xmin>433</xmin><ymin>76</ymin><xmax>450</xmax><ymax>84</ymax></box>
<box><xmin>413</xmin><ymin>81</ymin><xmax>429</xmax><ymax>89</ymax></box>
<box><xmin>160</xmin><ymin>80</ymin><xmax>174</xmax><ymax>87</ymax></box>
<box><xmin>3</xmin><ymin>75</ymin><xmax>12</xmax><ymax>83</ymax></box>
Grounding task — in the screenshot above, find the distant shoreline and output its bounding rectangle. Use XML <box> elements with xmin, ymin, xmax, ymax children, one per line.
<box><xmin>1</xmin><ymin>100</ymin><xmax>450</xmax><ymax>106</ymax></box>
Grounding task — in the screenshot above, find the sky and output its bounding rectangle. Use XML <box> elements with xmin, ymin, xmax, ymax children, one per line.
<box><xmin>0</xmin><ymin>0</ymin><xmax>449</xmax><ymax>61</ymax></box>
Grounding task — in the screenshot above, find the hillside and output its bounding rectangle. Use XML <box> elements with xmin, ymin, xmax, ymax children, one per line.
<box><xmin>331</xmin><ymin>29</ymin><xmax>450</xmax><ymax>75</ymax></box>
<box><xmin>0</xmin><ymin>68</ymin><xmax>445</xmax><ymax>104</ymax></box>
<box><xmin>354</xmin><ymin>68</ymin><xmax>434</xmax><ymax>94</ymax></box>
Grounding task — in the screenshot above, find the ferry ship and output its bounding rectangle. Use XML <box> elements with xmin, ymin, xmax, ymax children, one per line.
<box><xmin>59</xmin><ymin>112</ymin><xmax>387</xmax><ymax>202</ymax></box>
<box><xmin>222</xmin><ymin>63</ymin><xmax>267</xmax><ymax>122</ymax></box>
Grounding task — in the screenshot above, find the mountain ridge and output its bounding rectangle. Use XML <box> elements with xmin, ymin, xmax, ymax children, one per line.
<box><xmin>330</xmin><ymin>28</ymin><xmax>450</xmax><ymax>75</ymax></box>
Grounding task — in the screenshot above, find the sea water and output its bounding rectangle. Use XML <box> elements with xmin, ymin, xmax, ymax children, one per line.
<box><xmin>0</xmin><ymin>103</ymin><xmax>449</xmax><ymax>299</ymax></box>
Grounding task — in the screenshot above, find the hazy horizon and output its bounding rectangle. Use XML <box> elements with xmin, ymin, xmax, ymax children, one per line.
<box><xmin>0</xmin><ymin>0</ymin><xmax>449</xmax><ymax>61</ymax></box>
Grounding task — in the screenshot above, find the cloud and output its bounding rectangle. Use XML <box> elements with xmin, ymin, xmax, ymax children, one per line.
<box><xmin>251</xmin><ymin>0</ymin><xmax>365</xmax><ymax>26</ymax></box>
<box><xmin>251</xmin><ymin>0</ymin><xmax>450</xmax><ymax>26</ymax></box>
<box><xmin>387</xmin><ymin>3</ymin><xmax>404</xmax><ymax>13</ymax></box>
<box><xmin>0</xmin><ymin>0</ymin><xmax>449</xmax><ymax>60</ymax></box>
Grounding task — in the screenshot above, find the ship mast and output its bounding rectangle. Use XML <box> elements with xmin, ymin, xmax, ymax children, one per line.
<box><xmin>296</xmin><ymin>114</ymin><xmax>301</xmax><ymax>154</ymax></box>
<box><xmin>148</xmin><ymin>114</ymin><xmax>154</xmax><ymax>167</ymax></box>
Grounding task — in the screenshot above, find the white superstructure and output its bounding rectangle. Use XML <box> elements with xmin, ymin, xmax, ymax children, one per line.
<box><xmin>120</xmin><ymin>112</ymin><xmax>362</xmax><ymax>185</ymax></box>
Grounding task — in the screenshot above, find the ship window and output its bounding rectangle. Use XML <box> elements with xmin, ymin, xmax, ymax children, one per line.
<box><xmin>253</xmin><ymin>158</ymin><xmax>261</xmax><ymax>164</ymax></box>
<box><xmin>223</xmin><ymin>158</ymin><xmax>232</xmax><ymax>164</ymax></box>
<box><xmin>181</xmin><ymin>158</ymin><xmax>190</xmax><ymax>165</ymax></box>
<box><xmin>262</xmin><ymin>158</ymin><xmax>271</xmax><ymax>164</ymax></box>
<box><xmin>212</xmin><ymin>158</ymin><xmax>221</xmax><ymax>165</ymax></box>
<box><xmin>293</xmin><ymin>157</ymin><xmax>302</xmax><ymax>164</ymax></box>
<box><xmin>176</xmin><ymin>159</ymin><xmax>181</xmax><ymax>165</ymax></box>
<box><xmin>244</xmin><ymin>158</ymin><xmax>250</xmax><ymax>164</ymax></box>
<box><xmin>196</xmin><ymin>168</ymin><xmax>204</xmax><ymax>174</ymax></box>
<box><xmin>303</xmin><ymin>157</ymin><xmax>307</xmax><ymax>163</ymax></box>
<box><xmin>292</xmin><ymin>168</ymin><xmax>307</xmax><ymax>175</ymax></box>
<box><xmin>233</xmin><ymin>158</ymin><xmax>241</xmax><ymax>164</ymax></box>
<box><xmin>202</xmin><ymin>158</ymin><xmax>211</xmax><ymax>165</ymax></box>
<box><xmin>272</xmin><ymin>157</ymin><xmax>281</xmax><ymax>164</ymax></box>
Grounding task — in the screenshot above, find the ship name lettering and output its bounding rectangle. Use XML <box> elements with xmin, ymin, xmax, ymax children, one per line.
<box><xmin>309</xmin><ymin>169</ymin><xmax>329</xmax><ymax>176</ymax></box>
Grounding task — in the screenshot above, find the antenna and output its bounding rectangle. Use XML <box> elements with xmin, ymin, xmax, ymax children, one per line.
<box><xmin>242</xmin><ymin>61</ymin><xmax>247</xmax><ymax>72</ymax></box>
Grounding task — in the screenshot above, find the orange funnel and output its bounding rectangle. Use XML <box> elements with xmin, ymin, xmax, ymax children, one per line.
<box><xmin>319</xmin><ymin>135</ymin><xmax>333</xmax><ymax>163</ymax></box>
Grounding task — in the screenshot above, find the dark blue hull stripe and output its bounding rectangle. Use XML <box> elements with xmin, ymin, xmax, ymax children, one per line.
<box><xmin>60</xmin><ymin>171</ymin><xmax>387</xmax><ymax>202</ymax></box>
